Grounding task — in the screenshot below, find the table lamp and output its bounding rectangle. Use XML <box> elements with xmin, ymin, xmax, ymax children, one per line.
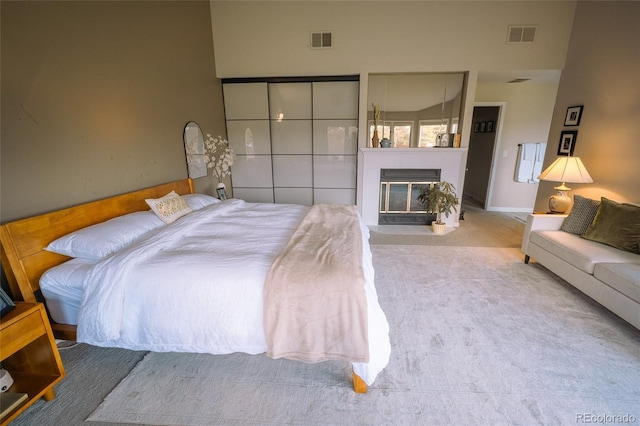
<box><xmin>538</xmin><ymin>156</ymin><xmax>593</xmax><ymax>213</ymax></box>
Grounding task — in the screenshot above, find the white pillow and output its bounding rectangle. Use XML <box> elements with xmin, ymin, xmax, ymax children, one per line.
<box><xmin>40</xmin><ymin>257</ymin><xmax>97</xmax><ymax>292</ymax></box>
<box><xmin>145</xmin><ymin>191</ymin><xmax>193</xmax><ymax>224</ymax></box>
<box><xmin>45</xmin><ymin>211</ymin><xmax>165</xmax><ymax>260</ymax></box>
<box><xmin>182</xmin><ymin>193</ymin><xmax>220</xmax><ymax>210</ymax></box>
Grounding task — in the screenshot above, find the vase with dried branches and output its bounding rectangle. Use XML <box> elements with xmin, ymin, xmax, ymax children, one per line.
<box><xmin>371</xmin><ymin>103</ymin><xmax>380</xmax><ymax>148</ymax></box>
<box><xmin>204</xmin><ymin>134</ymin><xmax>235</xmax><ymax>197</ymax></box>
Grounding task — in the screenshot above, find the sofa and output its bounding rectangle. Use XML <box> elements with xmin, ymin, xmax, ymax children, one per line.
<box><xmin>521</xmin><ymin>195</ymin><xmax>640</xmax><ymax>330</ymax></box>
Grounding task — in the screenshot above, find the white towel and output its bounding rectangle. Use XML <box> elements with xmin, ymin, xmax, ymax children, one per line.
<box><xmin>515</xmin><ymin>143</ymin><xmax>536</xmax><ymax>182</ymax></box>
<box><xmin>530</xmin><ymin>143</ymin><xmax>547</xmax><ymax>183</ymax></box>
<box><xmin>523</xmin><ymin>143</ymin><xmax>536</xmax><ymax>161</ymax></box>
<box><xmin>536</xmin><ymin>143</ymin><xmax>546</xmax><ymax>161</ymax></box>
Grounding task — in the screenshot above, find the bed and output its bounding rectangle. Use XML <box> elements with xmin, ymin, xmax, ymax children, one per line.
<box><xmin>0</xmin><ymin>179</ymin><xmax>390</xmax><ymax>392</ymax></box>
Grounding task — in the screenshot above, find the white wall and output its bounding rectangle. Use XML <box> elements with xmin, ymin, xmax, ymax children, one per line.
<box><xmin>210</xmin><ymin>1</ymin><xmax>576</xmax><ymax>211</ymax></box>
<box><xmin>210</xmin><ymin>1</ymin><xmax>575</xmax><ymax>77</ymax></box>
<box><xmin>475</xmin><ymin>82</ymin><xmax>559</xmax><ymax>211</ymax></box>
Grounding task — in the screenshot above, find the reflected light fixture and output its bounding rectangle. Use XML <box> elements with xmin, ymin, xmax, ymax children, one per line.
<box><xmin>538</xmin><ymin>155</ymin><xmax>593</xmax><ymax>214</ymax></box>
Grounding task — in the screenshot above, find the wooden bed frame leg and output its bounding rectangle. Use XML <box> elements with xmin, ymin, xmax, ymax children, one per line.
<box><xmin>352</xmin><ymin>370</ymin><xmax>367</xmax><ymax>393</ymax></box>
<box><xmin>42</xmin><ymin>388</ymin><xmax>56</xmax><ymax>401</ymax></box>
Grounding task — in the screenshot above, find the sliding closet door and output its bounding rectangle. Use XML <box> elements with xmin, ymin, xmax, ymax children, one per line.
<box><xmin>223</xmin><ymin>83</ymin><xmax>274</xmax><ymax>202</ymax></box>
<box><xmin>312</xmin><ymin>81</ymin><xmax>359</xmax><ymax>204</ymax></box>
<box><xmin>224</xmin><ymin>77</ymin><xmax>358</xmax><ymax>205</ymax></box>
<box><xmin>269</xmin><ymin>82</ymin><xmax>313</xmax><ymax>205</ymax></box>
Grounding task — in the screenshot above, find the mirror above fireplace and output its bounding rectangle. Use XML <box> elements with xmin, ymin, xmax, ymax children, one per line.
<box><xmin>367</xmin><ymin>72</ymin><xmax>466</xmax><ymax>148</ymax></box>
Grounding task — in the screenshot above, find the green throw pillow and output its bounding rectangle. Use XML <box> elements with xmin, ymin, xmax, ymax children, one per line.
<box><xmin>582</xmin><ymin>197</ymin><xmax>640</xmax><ymax>254</ymax></box>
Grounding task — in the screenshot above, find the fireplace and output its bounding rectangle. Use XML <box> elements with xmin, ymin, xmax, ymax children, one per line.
<box><xmin>379</xmin><ymin>168</ymin><xmax>441</xmax><ymax>225</ymax></box>
<box><xmin>358</xmin><ymin>147</ymin><xmax>467</xmax><ymax>228</ymax></box>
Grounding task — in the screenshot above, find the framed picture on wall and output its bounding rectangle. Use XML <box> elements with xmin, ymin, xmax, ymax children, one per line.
<box><xmin>473</xmin><ymin>122</ymin><xmax>480</xmax><ymax>133</ymax></box>
<box><xmin>486</xmin><ymin>121</ymin><xmax>494</xmax><ymax>132</ymax></box>
<box><xmin>557</xmin><ymin>130</ymin><xmax>578</xmax><ymax>156</ymax></box>
<box><xmin>564</xmin><ymin>105</ymin><xmax>583</xmax><ymax>126</ymax></box>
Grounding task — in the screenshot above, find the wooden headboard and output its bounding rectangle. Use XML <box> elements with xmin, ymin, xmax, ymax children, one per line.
<box><xmin>0</xmin><ymin>178</ymin><xmax>194</xmax><ymax>338</ymax></box>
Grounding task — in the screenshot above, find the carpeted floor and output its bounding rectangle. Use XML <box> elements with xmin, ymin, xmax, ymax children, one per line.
<box><xmin>83</xmin><ymin>246</ymin><xmax>640</xmax><ymax>425</ymax></box>
<box><xmin>12</xmin><ymin>210</ymin><xmax>640</xmax><ymax>425</ymax></box>
<box><xmin>368</xmin><ymin>205</ymin><xmax>527</xmax><ymax>248</ymax></box>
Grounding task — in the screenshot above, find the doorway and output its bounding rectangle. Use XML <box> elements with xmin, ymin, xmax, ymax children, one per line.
<box><xmin>463</xmin><ymin>106</ymin><xmax>500</xmax><ymax>209</ymax></box>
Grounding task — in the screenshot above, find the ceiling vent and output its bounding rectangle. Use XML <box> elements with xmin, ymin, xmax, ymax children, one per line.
<box><xmin>507</xmin><ymin>25</ymin><xmax>537</xmax><ymax>44</ymax></box>
<box><xmin>311</xmin><ymin>32</ymin><xmax>332</xmax><ymax>49</ymax></box>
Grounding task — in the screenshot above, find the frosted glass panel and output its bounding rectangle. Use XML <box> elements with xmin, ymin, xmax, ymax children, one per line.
<box><xmin>313</xmin><ymin>155</ymin><xmax>357</xmax><ymax>188</ymax></box>
<box><xmin>269</xmin><ymin>83</ymin><xmax>312</xmax><ymax>120</ymax></box>
<box><xmin>313</xmin><ymin>81</ymin><xmax>359</xmax><ymax>119</ymax></box>
<box><xmin>233</xmin><ymin>188</ymin><xmax>274</xmax><ymax>203</ymax></box>
<box><xmin>226</xmin><ymin>120</ymin><xmax>271</xmax><ymax>155</ymax></box>
<box><xmin>224</xmin><ymin>79</ymin><xmax>360</xmax><ymax>208</ymax></box>
<box><xmin>313</xmin><ymin>120</ymin><xmax>358</xmax><ymax>155</ymax></box>
<box><xmin>314</xmin><ymin>189</ymin><xmax>356</xmax><ymax>205</ymax></box>
<box><xmin>271</xmin><ymin>120</ymin><xmax>312</xmax><ymax>154</ymax></box>
<box><xmin>231</xmin><ymin>155</ymin><xmax>273</xmax><ymax>187</ymax></box>
<box><xmin>223</xmin><ymin>83</ymin><xmax>269</xmax><ymax>119</ymax></box>
<box><xmin>272</xmin><ymin>155</ymin><xmax>313</xmax><ymax>187</ymax></box>
<box><xmin>274</xmin><ymin>188</ymin><xmax>313</xmax><ymax>206</ymax></box>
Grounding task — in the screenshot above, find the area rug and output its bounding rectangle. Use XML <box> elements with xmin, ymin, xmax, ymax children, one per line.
<box><xmin>87</xmin><ymin>246</ymin><xmax>640</xmax><ymax>425</ymax></box>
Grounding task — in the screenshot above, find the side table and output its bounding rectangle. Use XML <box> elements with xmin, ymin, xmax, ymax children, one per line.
<box><xmin>1</xmin><ymin>303</ymin><xmax>65</xmax><ymax>425</ymax></box>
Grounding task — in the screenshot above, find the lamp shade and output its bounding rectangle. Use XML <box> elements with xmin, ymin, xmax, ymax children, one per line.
<box><xmin>539</xmin><ymin>156</ymin><xmax>593</xmax><ymax>214</ymax></box>
<box><xmin>538</xmin><ymin>156</ymin><xmax>593</xmax><ymax>184</ymax></box>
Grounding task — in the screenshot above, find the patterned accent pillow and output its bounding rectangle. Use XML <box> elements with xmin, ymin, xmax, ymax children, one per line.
<box><xmin>145</xmin><ymin>191</ymin><xmax>193</xmax><ymax>224</ymax></box>
<box><xmin>560</xmin><ymin>194</ymin><xmax>600</xmax><ymax>235</ymax></box>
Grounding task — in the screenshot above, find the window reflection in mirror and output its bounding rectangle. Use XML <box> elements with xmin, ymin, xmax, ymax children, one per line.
<box><xmin>368</xmin><ymin>73</ymin><xmax>466</xmax><ymax>148</ymax></box>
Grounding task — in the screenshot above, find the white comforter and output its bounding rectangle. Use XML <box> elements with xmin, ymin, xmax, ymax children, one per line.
<box><xmin>77</xmin><ymin>199</ymin><xmax>390</xmax><ymax>386</ymax></box>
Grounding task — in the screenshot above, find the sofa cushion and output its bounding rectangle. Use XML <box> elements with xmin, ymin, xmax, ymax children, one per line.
<box><xmin>594</xmin><ymin>263</ymin><xmax>640</xmax><ymax>304</ymax></box>
<box><xmin>561</xmin><ymin>195</ymin><xmax>600</xmax><ymax>235</ymax></box>
<box><xmin>582</xmin><ymin>198</ymin><xmax>640</xmax><ymax>254</ymax></box>
<box><xmin>530</xmin><ymin>230</ymin><xmax>640</xmax><ymax>274</ymax></box>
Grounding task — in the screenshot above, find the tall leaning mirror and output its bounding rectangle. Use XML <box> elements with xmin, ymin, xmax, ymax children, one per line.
<box><xmin>184</xmin><ymin>121</ymin><xmax>207</xmax><ymax>178</ymax></box>
<box><xmin>367</xmin><ymin>73</ymin><xmax>466</xmax><ymax>148</ymax></box>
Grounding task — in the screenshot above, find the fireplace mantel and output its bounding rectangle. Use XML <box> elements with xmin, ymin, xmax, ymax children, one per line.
<box><xmin>357</xmin><ymin>148</ymin><xmax>469</xmax><ymax>227</ymax></box>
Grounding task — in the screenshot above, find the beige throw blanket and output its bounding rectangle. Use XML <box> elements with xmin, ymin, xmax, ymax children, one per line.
<box><xmin>264</xmin><ymin>204</ymin><xmax>369</xmax><ymax>363</ymax></box>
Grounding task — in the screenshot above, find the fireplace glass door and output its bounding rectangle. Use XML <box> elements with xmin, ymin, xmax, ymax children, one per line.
<box><xmin>378</xmin><ymin>168</ymin><xmax>440</xmax><ymax>224</ymax></box>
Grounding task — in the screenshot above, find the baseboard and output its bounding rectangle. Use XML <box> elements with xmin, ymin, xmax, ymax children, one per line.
<box><xmin>486</xmin><ymin>207</ymin><xmax>533</xmax><ymax>213</ymax></box>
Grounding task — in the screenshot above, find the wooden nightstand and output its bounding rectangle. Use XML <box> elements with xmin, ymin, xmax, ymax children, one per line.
<box><xmin>0</xmin><ymin>303</ymin><xmax>65</xmax><ymax>425</ymax></box>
